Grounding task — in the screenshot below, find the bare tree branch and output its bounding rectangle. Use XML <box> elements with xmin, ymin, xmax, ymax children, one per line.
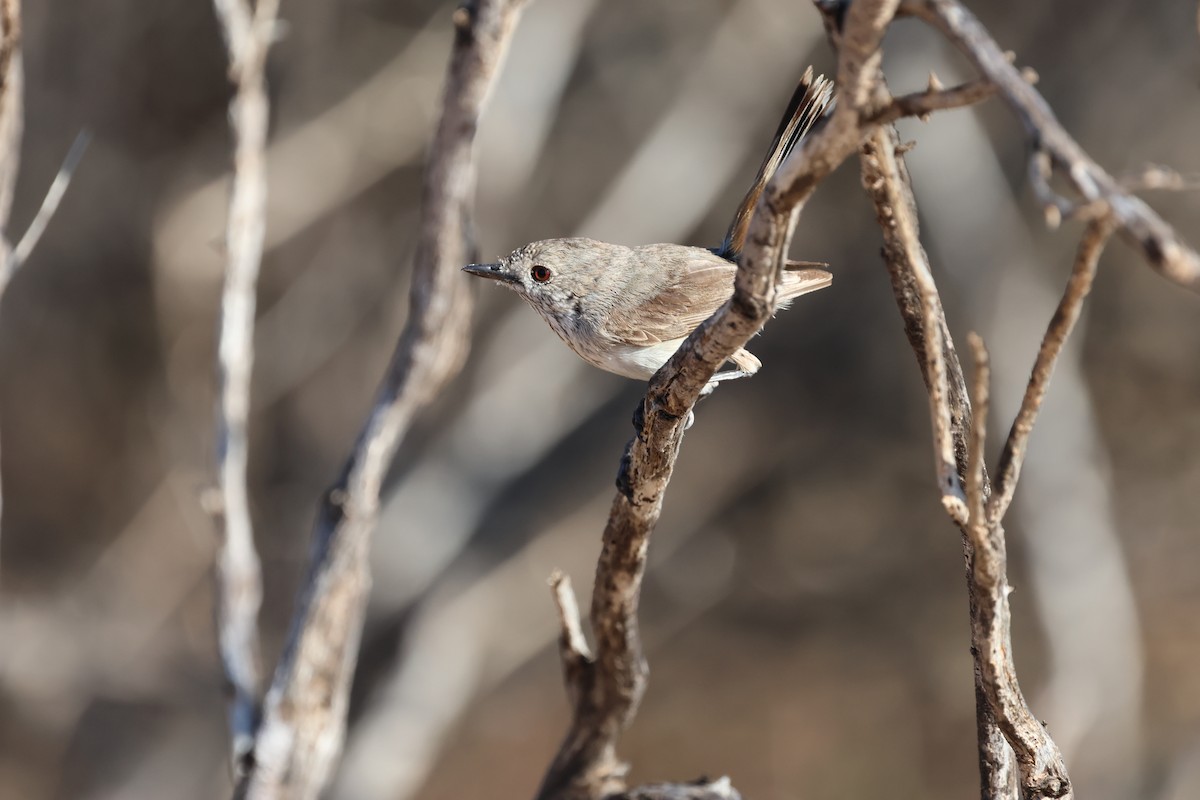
<box><xmin>236</xmin><ymin>2</ymin><xmax>529</xmax><ymax>797</ymax></box>
<box><xmin>537</xmin><ymin>4</ymin><xmax>901</xmax><ymax>799</ymax></box>
<box><xmin>0</xmin><ymin>0</ymin><xmax>21</xmax><ymax>574</ymax></box>
<box><xmin>867</xmin><ymin>74</ymin><xmax>997</xmax><ymax>126</ymax></box>
<box><xmin>862</xmin><ymin>128</ymin><xmax>969</xmax><ymax>524</ymax></box>
<box><xmin>988</xmin><ymin>218</ymin><xmax>1115</xmax><ymax>524</ymax></box>
<box><xmin>209</xmin><ymin>0</ymin><xmax>278</xmax><ymax>773</ymax></box>
<box><xmin>531</xmin><ymin>1</ymin><xmax>1196</xmax><ymax>797</ymax></box>
<box><xmin>963</xmin><ymin>332</ymin><xmax>1073</xmax><ymax>800</ymax></box>
<box><xmin>965</xmin><ymin>333</ymin><xmax>989</xmax><ymax>551</ymax></box>
<box><xmin>904</xmin><ymin>0</ymin><xmax>1200</xmax><ymax>290</ymax></box>
<box><xmin>853</xmin><ymin>1</ymin><xmax>1200</xmax><ymax>793</ymax></box>
<box><xmin>550</xmin><ymin>571</ymin><xmax>593</xmax><ymax>710</ymax></box>
<box><xmin>0</xmin><ymin>0</ymin><xmax>20</xmax><ymax>250</ymax></box>
<box><xmin>11</xmin><ymin>129</ymin><xmax>89</xmax><ymax>268</ymax></box>
<box><xmin>858</xmin><ymin>122</ymin><xmax>1019</xmax><ymax>800</ymax></box>
<box><xmin>861</xmin><ymin>121</ymin><xmax>1080</xmax><ymax>799</ymax></box>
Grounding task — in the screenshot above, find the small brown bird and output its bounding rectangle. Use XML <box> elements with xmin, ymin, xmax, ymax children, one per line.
<box><xmin>464</xmin><ymin>69</ymin><xmax>834</xmax><ymax>387</ymax></box>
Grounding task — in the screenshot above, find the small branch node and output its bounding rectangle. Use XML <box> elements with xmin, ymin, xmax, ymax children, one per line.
<box><xmin>550</xmin><ymin>570</ymin><xmax>593</xmax><ymax>664</ymax></box>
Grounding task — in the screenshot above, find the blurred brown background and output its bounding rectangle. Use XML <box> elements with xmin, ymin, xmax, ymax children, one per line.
<box><xmin>1</xmin><ymin>1</ymin><xmax>1198</xmax><ymax>798</ymax></box>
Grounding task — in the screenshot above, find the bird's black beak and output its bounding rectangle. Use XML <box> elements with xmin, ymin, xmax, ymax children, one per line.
<box><xmin>462</xmin><ymin>262</ymin><xmax>518</xmax><ymax>284</ymax></box>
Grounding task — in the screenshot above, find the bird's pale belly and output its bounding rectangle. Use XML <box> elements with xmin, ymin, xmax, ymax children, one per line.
<box><xmin>542</xmin><ymin>308</ymin><xmax>685</xmax><ymax>380</ymax></box>
<box><xmin>586</xmin><ymin>339</ymin><xmax>688</xmax><ymax>380</ymax></box>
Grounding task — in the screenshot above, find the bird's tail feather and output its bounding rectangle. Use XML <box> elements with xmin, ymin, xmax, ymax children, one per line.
<box><xmin>777</xmin><ymin>266</ymin><xmax>833</xmax><ymax>302</ymax></box>
<box><xmin>719</xmin><ymin>68</ymin><xmax>835</xmax><ymax>260</ymax></box>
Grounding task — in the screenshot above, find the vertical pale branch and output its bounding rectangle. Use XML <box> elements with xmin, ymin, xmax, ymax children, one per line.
<box><xmin>209</xmin><ymin>0</ymin><xmax>278</xmax><ymax>772</ymax></box>
<box><xmin>0</xmin><ymin>0</ymin><xmax>20</xmax><ymax>571</ymax></box>
<box><xmin>0</xmin><ymin>0</ymin><xmax>21</xmax><ymax>286</ymax></box>
<box><xmin>237</xmin><ymin>2</ymin><xmax>529</xmax><ymax>798</ymax></box>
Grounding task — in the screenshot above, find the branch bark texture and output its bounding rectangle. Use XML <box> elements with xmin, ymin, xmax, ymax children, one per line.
<box><xmin>859</xmin><ymin>124</ymin><xmax>1022</xmax><ymax>798</ymax></box>
<box><xmin>236</xmin><ymin>2</ymin><xmax>528</xmax><ymax>797</ymax></box>
<box><xmin>904</xmin><ymin>0</ymin><xmax>1200</xmax><ymax>290</ymax></box>
<box><xmin>535</xmin><ymin>0</ymin><xmax>1198</xmax><ymax>797</ymax></box>
<box><xmin>537</xmin><ymin>3</ymin><xmax>902</xmax><ymax>799</ymax></box>
<box><xmin>854</xmin><ymin>19</ymin><xmax>1122</xmax><ymax>800</ymax></box>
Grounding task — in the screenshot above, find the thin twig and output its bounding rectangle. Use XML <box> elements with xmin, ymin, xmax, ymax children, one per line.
<box><xmin>965</xmin><ymin>332</ymin><xmax>988</xmax><ymax>551</ymax></box>
<box><xmin>0</xmin><ymin>0</ymin><xmax>21</xmax><ymax>238</ymax></box>
<box><xmin>905</xmin><ymin>0</ymin><xmax>1200</xmax><ymax>290</ymax></box>
<box><xmin>209</xmin><ymin>0</ymin><xmax>278</xmax><ymax>774</ymax></box>
<box><xmin>861</xmin><ymin>125</ymin><xmax>968</xmax><ymax>525</ymax></box>
<box><xmin>536</xmin><ymin>4</ymin><xmax>899</xmax><ymax>799</ymax></box>
<box><xmin>237</xmin><ymin>2</ymin><xmax>529</xmax><ymax>797</ymax></box>
<box><xmin>550</xmin><ymin>571</ymin><xmax>593</xmax><ymax>711</ymax></box>
<box><xmin>11</xmin><ymin>129</ymin><xmax>90</xmax><ymax>267</ymax></box>
<box><xmin>867</xmin><ymin>76</ymin><xmax>997</xmax><ymax>125</ymax></box>
<box><xmin>989</xmin><ymin>217</ymin><xmax>1115</xmax><ymax>524</ymax></box>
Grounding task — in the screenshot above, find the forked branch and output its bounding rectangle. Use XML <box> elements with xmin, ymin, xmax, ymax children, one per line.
<box><xmin>988</xmin><ymin>219</ymin><xmax>1115</xmax><ymax>523</ymax></box>
<box><xmin>538</xmin><ymin>1</ymin><xmax>1197</xmax><ymax>798</ymax></box>
<box><xmin>537</xmin><ymin>3</ymin><xmax>903</xmax><ymax>799</ymax></box>
<box><xmin>235</xmin><ymin>2</ymin><xmax>529</xmax><ymax>797</ymax></box>
<box><xmin>858</xmin><ymin>122</ymin><xmax>1019</xmax><ymax>799</ymax></box>
<box><xmin>903</xmin><ymin>0</ymin><xmax>1200</xmax><ymax>290</ymax></box>
<box><xmin>856</xmin><ymin>0</ymin><xmax>1198</xmax><ymax>794</ymax></box>
<box><xmin>860</xmin><ymin>53</ymin><xmax>1136</xmax><ymax>800</ymax></box>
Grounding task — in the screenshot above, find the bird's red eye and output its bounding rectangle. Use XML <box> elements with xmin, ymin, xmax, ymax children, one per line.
<box><xmin>531</xmin><ymin>265</ymin><xmax>552</xmax><ymax>283</ymax></box>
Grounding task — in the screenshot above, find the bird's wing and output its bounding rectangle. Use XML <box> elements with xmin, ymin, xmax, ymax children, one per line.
<box><xmin>603</xmin><ymin>258</ymin><xmax>832</xmax><ymax>346</ymax></box>
<box><xmin>603</xmin><ymin>259</ymin><xmax>735</xmax><ymax>346</ymax></box>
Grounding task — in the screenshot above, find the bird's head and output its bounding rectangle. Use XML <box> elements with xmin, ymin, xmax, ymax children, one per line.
<box><xmin>462</xmin><ymin>237</ymin><xmax>627</xmax><ymax>319</ymax></box>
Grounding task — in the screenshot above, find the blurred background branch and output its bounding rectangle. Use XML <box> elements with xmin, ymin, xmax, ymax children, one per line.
<box><xmin>0</xmin><ymin>0</ymin><xmax>22</xmax><ymax>287</ymax></box>
<box><xmin>0</xmin><ymin>0</ymin><xmax>21</xmax><ymax>571</ymax></box>
<box><xmin>208</xmin><ymin>0</ymin><xmax>278</xmax><ymax>775</ymax></box>
<box><xmin>0</xmin><ymin>1</ymin><xmax>85</xmax><ymax>573</ymax></box>
<box><xmin>238</xmin><ymin>1</ymin><xmax>529</xmax><ymax>797</ymax></box>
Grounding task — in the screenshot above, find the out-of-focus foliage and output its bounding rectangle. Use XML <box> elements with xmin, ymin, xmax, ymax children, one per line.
<box><xmin>1</xmin><ymin>1</ymin><xmax>1197</xmax><ymax>799</ymax></box>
